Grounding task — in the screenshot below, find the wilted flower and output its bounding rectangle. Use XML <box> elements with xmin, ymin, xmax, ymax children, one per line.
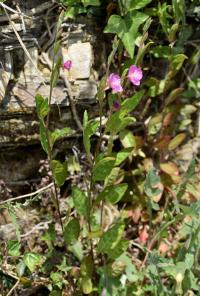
<box><xmin>112</xmin><ymin>100</ymin><xmax>120</xmax><ymax>111</ymax></box>
<box><xmin>63</xmin><ymin>60</ymin><xmax>72</xmax><ymax>70</ymax></box>
<box><xmin>108</xmin><ymin>73</ymin><xmax>123</xmax><ymax>93</ymax></box>
<box><xmin>128</xmin><ymin>65</ymin><xmax>143</xmax><ymax>86</ymax></box>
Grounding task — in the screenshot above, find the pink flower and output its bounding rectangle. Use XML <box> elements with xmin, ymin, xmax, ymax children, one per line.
<box><xmin>128</xmin><ymin>65</ymin><xmax>143</xmax><ymax>86</ymax></box>
<box><xmin>108</xmin><ymin>73</ymin><xmax>123</xmax><ymax>93</ymax></box>
<box><xmin>63</xmin><ymin>60</ymin><xmax>72</xmax><ymax>70</ymax></box>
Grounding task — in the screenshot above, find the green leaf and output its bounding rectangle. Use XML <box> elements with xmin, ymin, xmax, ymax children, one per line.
<box><xmin>151</xmin><ymin>45</ymin><xmax>170</xmax><ymax>58</ymax></box>
<box><xmin>50</xmin><ymin>127</ymin><xmax>71</xmax><ymax>149</ymax></box>
<box><xmin>51</xmin><ymin>58</ymin><xmax>62</xmax><ymax>88</ymax></box>
<box><xmin>120</xmin><ymin>130</ymin><xmax>136</xmax><ymax>148</ymax></box>
<box><xmin>104</xmin><ymin>12</ymin><xmax>148</xmax><ymax>58</ymax></box>
<box><xmin>50</xmin><ymin>272</ymin><xmax>63</xmax><ymax>289</ymax></box>
<box><xmin>158</xmin><ymin>3</ymin><xmax>171</xmax><ymax>37</ymax></box>
<box><xmin>124</xmin><ymin>0</ymin><xmax>152</xmax><ymax>11</ymax></box>
<box><xmin>63</xmin><ymin>218</ymin><xmax>80</xmax><ymax>244</ymax></box>
<box><xmin>168</xmin><ymin>133</ymin><xmax>186</xmax><ymax>150</ymax></box>
<box><xmin>65</xmin><ymin>6</ymin><xmax>86</xmax><ymax>19</ymax></box>
<box><xmin>115</xmin><ymin>148</ymin><xmax>133</xmax><ymax>166</ymax></box>
<box><xmin>96</xmin><ymin>183</ymin><xmax>128</xmax><ymax>205</ymax></box>
<box><xmin>81</xmin><ymin>256</ymin><xmax>93</xmax><ymax>277</ymax></box>
<box><xmin>144</xmin><ymin>169</ymin><xmax>162</xmax><ymax>198</ymax></box>
<box><xmin>92</xmin><ymin>157</ymin><xmax>115</xmax><ymax>182</ymax></box>
<box><xmin>51</xmin><ymin>160</ymin><xmax>68</xmax><ymax>187</ymax></box>
<box><xmin>7</xmin><ymin>240</ymin><xmax>21</xmax><ymax>257</ymax></box>
<box><xmin>170</xmin><ymin>54</ymin><xmax>188</xmax><ymax>76</ymax></box>
<box><xmin>39</xmin><ymin>119</ymin><xmax>48</xmax><ymax>154</ymax></box>
<box><xmin>106</xmin><ymin>112</ymin><xmax>135</xmax><ymax>133</ymax></box>
<box><xmin>98</xmin><ymin>222</ymin><xmax>125</xmax><ymax>255</ymax></box>
<box><xmin>83</xmin><ymin>110</ymin><xmax>89</xmax><ymax>129</ymax></box>
<box><xmin>23</xmin><ymin>252</ymin><xmax>43</xmax><ymax>272</ymax></box>
<box><xmin>107</xmin><ymin>239</ymin><xmax>129</xmax><ymax>259</ymax></box>
<box><xmin>81</xmin><ymin>277</ymin><xmax>93</xmax><ymax>294</ymax></box>
<box><xmin>68</xmin><ymin>241</ymin><xmax>83</xmax><ymax>261</ymax></box>
<box><xmin>83</xmin><ymin>120</ymin><xmax>99</xmax><ymax>156</ymax></box>
<box><xmin>72</xmin><ymin>187</ymin><xmax>89</xmax><ymax>219</ymax></box>
<box><xmin>121</xmin><ymin>90</ymin><xmax>145</xmax><ymax>114</ymax></box>
<box><xmin>35</xmin><ymin>94</ymin><xmax>49</xmax><ymax>119</ymax></box>
<box><xmin>41</xmin><ymin>224</ymin><xmax>56</xmax><ymax>250</ymax></box>
<box><xmin>16</xmin><ymin>260</ymin><xmax>26</xmax><ymax>277</ymax></box>
<box><xmin>81</xmin><ymin>0</ymin><xmax>100</xmax><ymax>7</ymax></box>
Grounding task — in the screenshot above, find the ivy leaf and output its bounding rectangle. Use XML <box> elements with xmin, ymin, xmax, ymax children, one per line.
<box><xmin>23</xmin><ymin>252</ymin><xmax>43</xmax><ymax>272</ymax></box>
<box><xmin>63</xmin><ymin>218</ymin><xmax>80</xmax><ymax>244</ymax></box>
<box><xmin>92</xmin><ymin>157</ymin><xmax>115</xmax><ymax>182</ymax></box>
<box><xmin>8</xmin><ymin>240</ymin><xmax>21</xmax><ymax>257</ymax></box>
<box><xmin>72</xmin><ymin>187</ymin><xmax>89</xmax><ymax>219</ymax></box>
<box><xmin>104</xmin><ymin>12</ymin><xmax>148</xmax><ymax>58</ymax></box>
<box><xmin>51</xmin><ymin>160</ymin><xmax>68</xmax><ymax>187</ymax></box>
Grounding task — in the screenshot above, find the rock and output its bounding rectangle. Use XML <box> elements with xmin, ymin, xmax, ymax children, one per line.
<box><xmin>0</xmin><ymin>2</ymin><xmax>105</xmax><ymax>191</ymax></box>
<box><xmin>66</xmin><ymin>42</ymin><xmax>93</xmax><ymax>79</ymax></box>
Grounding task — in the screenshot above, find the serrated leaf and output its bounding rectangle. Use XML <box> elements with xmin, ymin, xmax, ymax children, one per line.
<box><xmin>96</xmin><ymin>183</ymin><xmax>128</xmax><ymax>205</ymax></box>
<box><xmin>92</xmin><ymin>157</ymin><xmax>115</xmax><ymax>182</ymax></box>
<box><xmin>8</xmin><ymin>240</ymin><xmax>21</xmax><ymax>257</ymax></box>
<box><xmin>51</xmin><ymin>160</ymin><xmax>68</xmax><ymax>187</ymax></box>
<box><xmin>64</xmin><ymin>218</ymin><xmax>80</xmax><ymax>244</ymax></box>
<box><xmin>72</xmin><ymin>187</ymin><xmax>89</xmax><ymax>219</ymax></box>
<box><xmin>23</xmin><ymin>252</ymin><xmax>43</xmax><ymax>272</ymax></box>
<box><xmin>104</xmin><ymin>12</ymin><xmax>148</xmax><ymax>58</ymax></box>
<box><xmin>168</xmin><ymin>133</ymin><xmax>186</xmax><ymax>150</ymax></box>
<box><xmin>35</xmin><ymin>94</ymin><xmax>49</xmax><ymax>119</ymax></box>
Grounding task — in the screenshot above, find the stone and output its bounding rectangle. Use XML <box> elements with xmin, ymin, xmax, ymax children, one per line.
<box><xmin>66</xmin><ymin>42</ymin><xmax>93</xmax><ymax>80</ymax></box>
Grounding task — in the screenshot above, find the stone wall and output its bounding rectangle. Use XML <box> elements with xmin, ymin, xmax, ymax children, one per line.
<box><xmin>0</xmin><ymin>1</ymin><xmax>104</xmax><ymax>193</ymax></box>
